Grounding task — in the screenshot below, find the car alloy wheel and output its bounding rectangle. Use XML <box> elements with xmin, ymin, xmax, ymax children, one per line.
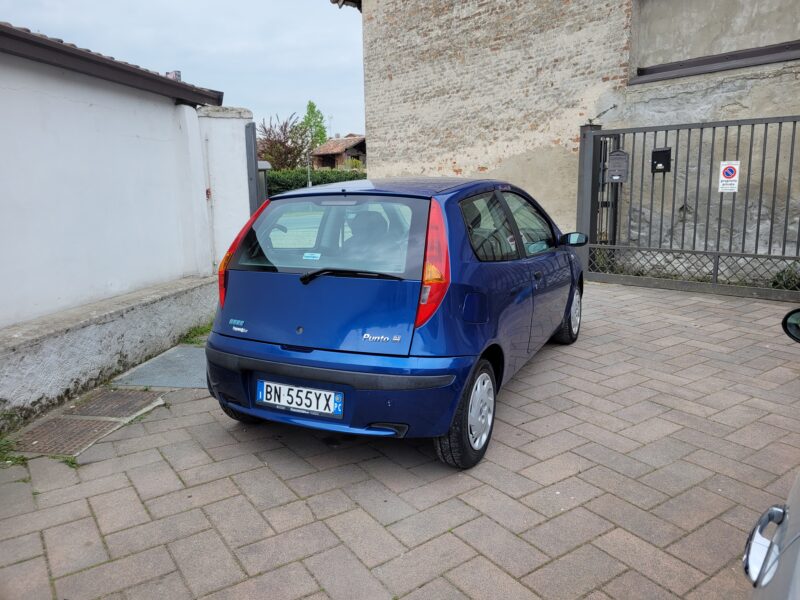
<box><xmin>434</xmin><ymin>359</ymin><xmax>497</xmax><ymax>469</ymax></box>
<box><xmin>570</xmin><ymin>288</ymin><xmax>582</xmax><ymax>336</ymax></box>
<box><xmin>467</xmin><ymin>372</ymin><xmax>494</xmax><ymax>450</ymax></box>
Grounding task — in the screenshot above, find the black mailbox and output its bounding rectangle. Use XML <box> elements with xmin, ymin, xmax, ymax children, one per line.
<box><xmin>651</xmin><ymin>147</ymin><xmax>671</xmax><ymax>173</ymax></box>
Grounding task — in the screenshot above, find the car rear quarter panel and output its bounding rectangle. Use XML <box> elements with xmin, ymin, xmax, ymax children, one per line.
<box><xmin>408</xmin><ymin>188</ymin><xmax>580</xmax><ymax>385</ymax></box>
<box><xmin>409</xmin><ymin>193</ymin><xmax>517</xmax><ymax>378</ymax></box>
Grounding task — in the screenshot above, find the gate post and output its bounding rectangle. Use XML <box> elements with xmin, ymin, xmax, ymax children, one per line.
<box><xmin>245</xmin><ymin>122</ymin><xmax>260</xmax><ymax>216</ymax></box>
<box><xmin>576</xmin><ymin>123</ymin><xmax>602</xmax><ymax>269</ymax></box>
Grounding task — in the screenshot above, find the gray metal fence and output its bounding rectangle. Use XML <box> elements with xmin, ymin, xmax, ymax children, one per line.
<box><xmin>577</xmin><ymin>116</ymin><xmax>800</xmax><ymax>300</ymax></box>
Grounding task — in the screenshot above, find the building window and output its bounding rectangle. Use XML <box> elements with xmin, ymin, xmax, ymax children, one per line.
<box><xmin>631</xmin><ymin>0</ymin><xmax>800</xmax><ymax>84</ymax></box>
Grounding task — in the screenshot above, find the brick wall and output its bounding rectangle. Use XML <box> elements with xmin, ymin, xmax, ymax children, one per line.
<box><xmin>359</xmin><ymin>0</ymin><xmax>800</xmax><ymax>230</ymax></box>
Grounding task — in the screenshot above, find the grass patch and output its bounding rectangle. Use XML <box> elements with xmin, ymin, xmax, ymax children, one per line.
<box><xmin>180</xmin><ymin>321</ymin><xmax>213</xmax><ymax>346</ymax></box>
<box><xmin>57</xmin><ymin>455</ymin><xmax>79</xmax><ymax>469</ymax></box>
<box><xmin>0</xmin><ymin>437</ymin><xmax>28</xmax><ymax>467</ymax></box>
<box><xmin>0</xmin><ymin>410</ymin><xmax>25</xmax><ymax>434</ymax></box>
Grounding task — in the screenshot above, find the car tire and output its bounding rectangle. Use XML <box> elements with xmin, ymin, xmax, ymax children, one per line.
<box><xmin>434</xmin><ymin>359</ymin><xmax>496</xmax><ymax>469</ymax></box>
<box><xmin>552</xmin><ymin>284</ymin><xmax>581</xmax><ymax>344</ymax></box>
<box><xmin>218</xmin><ymin>399</ymin><xmax>262</xmax><ymax>424</ymax></box>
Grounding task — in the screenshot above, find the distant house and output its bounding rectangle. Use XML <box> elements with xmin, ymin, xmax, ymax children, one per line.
<box><xmin>311</xmin><ymin>134</ymin><xmax>366</xmax><ymax>169</ymax></box>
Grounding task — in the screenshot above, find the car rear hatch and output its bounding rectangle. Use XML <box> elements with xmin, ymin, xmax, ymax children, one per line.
<box><xmin>217</xmin><ymin>193</ymin><xmax>431</xmax><ymax>357</ymax></box>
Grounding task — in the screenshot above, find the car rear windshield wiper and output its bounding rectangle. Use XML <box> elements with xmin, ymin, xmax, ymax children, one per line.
<box><xmin>299</xmin><ymin>268</ymin><xmax>403</xmax><ymax>285</ymax></box>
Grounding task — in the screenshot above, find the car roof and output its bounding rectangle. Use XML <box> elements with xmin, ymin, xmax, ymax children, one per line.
<box><xmin>271</xmin><ymin>177</ymin><xmax>505</xmax><ymax>200</ymax></box>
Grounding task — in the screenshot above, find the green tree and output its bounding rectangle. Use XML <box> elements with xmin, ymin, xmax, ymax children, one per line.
<box><xmin>301</xmin><ymin>101</ymin><xmax>328</xmax><ymax>149</ymax></box>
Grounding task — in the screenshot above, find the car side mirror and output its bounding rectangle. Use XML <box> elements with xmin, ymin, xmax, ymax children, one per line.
<box><xmin>560</xmin><ymin>232</ymin><xmax>587</xmax><ymax>247</ymax></box>
<box><xmin>783</xmin><ymin>308</ymin><xmax>800</xmax><ymax>343</ymax></box>
<box><xmin>743</xmin><ymin>505</ymin><xmax>785</xmax><ymax>587</ymax></box>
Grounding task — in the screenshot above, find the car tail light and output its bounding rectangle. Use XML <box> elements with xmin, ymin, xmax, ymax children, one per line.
<box><xmin>415</xmin><ymin>199</ymin><xmax>450</xmax><ymax>328</ymax></box>
<box><xmin>218</xmin><ymin>200</ymin><xmax>270</xmax><ymax>307</ymax></box>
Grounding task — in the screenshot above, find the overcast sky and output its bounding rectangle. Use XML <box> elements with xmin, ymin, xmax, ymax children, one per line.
<box><xmin>1</xmin><ymin>0</ymin><xmax>366</xmax><ymax>135</ymax></box>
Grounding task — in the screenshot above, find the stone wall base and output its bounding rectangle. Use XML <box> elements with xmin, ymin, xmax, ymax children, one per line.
<box><xmin>0</xmin><ymin>276</ymin><xmax>216</xmax><ymax>433</ymax></box>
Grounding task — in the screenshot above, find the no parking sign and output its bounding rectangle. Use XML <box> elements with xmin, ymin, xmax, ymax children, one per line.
<box><xmin>718</xmin><ymin>161</ymin><xmax>740</xmax><ymax>193</ymax></box>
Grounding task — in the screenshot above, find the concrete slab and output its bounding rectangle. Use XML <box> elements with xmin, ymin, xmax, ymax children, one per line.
<box><xmin>114</xmin><ymin>346</ymin><xmax>206</xmax><ymax>389</ymax></box>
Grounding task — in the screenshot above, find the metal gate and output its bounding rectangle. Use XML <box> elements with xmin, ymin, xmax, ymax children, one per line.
<box><xmin>576</xmin><ymin>116</ymin><xmax>800</xmax><ymax>300</ymax></box>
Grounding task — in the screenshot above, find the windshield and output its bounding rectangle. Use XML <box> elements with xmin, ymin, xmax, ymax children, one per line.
<box><xmin>231</xmin><ymin>194</ymin><xmax>430</xmax><ymax>280</ymax></box>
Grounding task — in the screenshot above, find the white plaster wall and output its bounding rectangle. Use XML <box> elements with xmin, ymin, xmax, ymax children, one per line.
<box><xmin>198</xmin><ymin>106</ymin><xmax>254</xmax><ymax>265</ymax></box>
<box><xmin>0</xmin><ymin>53</ymin><xmax>215</xmax><ymax>328</ymax></box>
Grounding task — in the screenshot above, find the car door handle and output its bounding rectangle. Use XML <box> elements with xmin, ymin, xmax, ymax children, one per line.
<box><xmin>533</xmin><ymin>271</ymin><xmax>544</xmax><ymax>281</ymax></box>
<box><xmin>509</xmin><ymin>285</ymin><xmax>526</xmax><ymax>297</ymax></box>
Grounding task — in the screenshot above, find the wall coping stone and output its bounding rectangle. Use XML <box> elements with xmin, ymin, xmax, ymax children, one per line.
<box><xmin>0</xmin><ymin>276</ymin><xmax>215</xmax><ymax>355</ymax></box>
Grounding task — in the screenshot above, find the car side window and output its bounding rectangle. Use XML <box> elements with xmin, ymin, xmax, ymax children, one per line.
<box><xmin>460</xmin><ymin>193</ymin><xmax>518</xmax><ymax>262</ymax></box>
<box><xmin>502</xmin><ymin>192</ymin><xmax>555</xmax><ymax>256</ymax></box>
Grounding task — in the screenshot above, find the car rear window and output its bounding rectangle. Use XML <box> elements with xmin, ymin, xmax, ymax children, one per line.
<box><xmin>231</xmin><ymin>194</ymin><xmax>430</xmax><ymax>280</ymax></box>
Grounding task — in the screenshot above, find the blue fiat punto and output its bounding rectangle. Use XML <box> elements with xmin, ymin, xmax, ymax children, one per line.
<box><xmin>206</xmin><ymin>178</ymin><xmax>586</xmax><ymax>468</ymax></box>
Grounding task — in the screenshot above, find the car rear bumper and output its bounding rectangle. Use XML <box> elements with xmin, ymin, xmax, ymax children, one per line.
<box><xmin>205</xmin><ymin>331</ymin><xmax>476</xmax><ymax>438</ymax></box>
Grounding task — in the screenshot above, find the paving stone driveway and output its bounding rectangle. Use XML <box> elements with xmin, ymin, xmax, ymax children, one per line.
<box><xmin>2</xmin><ymin>282</ymin><xmax>799</xmax><ymax>600</ymax></box>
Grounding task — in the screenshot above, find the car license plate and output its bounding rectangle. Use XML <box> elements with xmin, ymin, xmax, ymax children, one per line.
<box><xmin>255</xmin><ymin>380</ymin><xmax>343</xmax><ymax>419</ymax></box>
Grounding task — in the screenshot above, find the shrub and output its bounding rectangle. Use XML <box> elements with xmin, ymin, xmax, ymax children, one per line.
<box><xmin>267</xmin><ymin>169</ymin><xmax>367</xmax><ymax>196</ymax></box>
<box><xmin>771</xmin><ymin>265</ymin><xmax>800</xmax><ymax>291</ymax></box>
<box><xmin>257</xmin><ymin>114</ymin><xmax>311</xmax><ymax>170</ymax></box>
<box><xmin>343</xmin><ymin>158</ymin><xmax>364</xmax><ymax>170</ymax></box>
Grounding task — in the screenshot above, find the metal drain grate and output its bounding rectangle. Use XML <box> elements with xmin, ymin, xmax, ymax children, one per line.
<box><xmin>65</xmin><ymin>389</ymin><xmax>161</xmax><ymax>418</ymax></box>
<box><xmin>15</xmin><ymin>389</ymin><xmax>164</xmax><ymax>456</ymax></box>
<box><xmin>14</xmin><ymin>418</ymin><xmax>120</xmax><ymax>455</ymax></box>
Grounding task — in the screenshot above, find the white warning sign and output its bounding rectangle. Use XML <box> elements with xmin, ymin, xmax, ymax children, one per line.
<box><xmin>718</xmin><ymin>161</ymin><xmax>740</xmax><ymax>193</ymax></box>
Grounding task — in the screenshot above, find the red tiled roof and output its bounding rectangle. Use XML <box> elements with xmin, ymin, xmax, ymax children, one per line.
<box><xmin>311</xmin><ymin>135</ymin><xmax>366</xmax><ymax>156</ymax></box>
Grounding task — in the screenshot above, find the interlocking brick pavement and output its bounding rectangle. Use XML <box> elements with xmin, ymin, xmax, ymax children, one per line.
<box><xmin>1</xmin><ymin>282</ymin><xmax>798</xmax><ymax>599</ymax></box>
